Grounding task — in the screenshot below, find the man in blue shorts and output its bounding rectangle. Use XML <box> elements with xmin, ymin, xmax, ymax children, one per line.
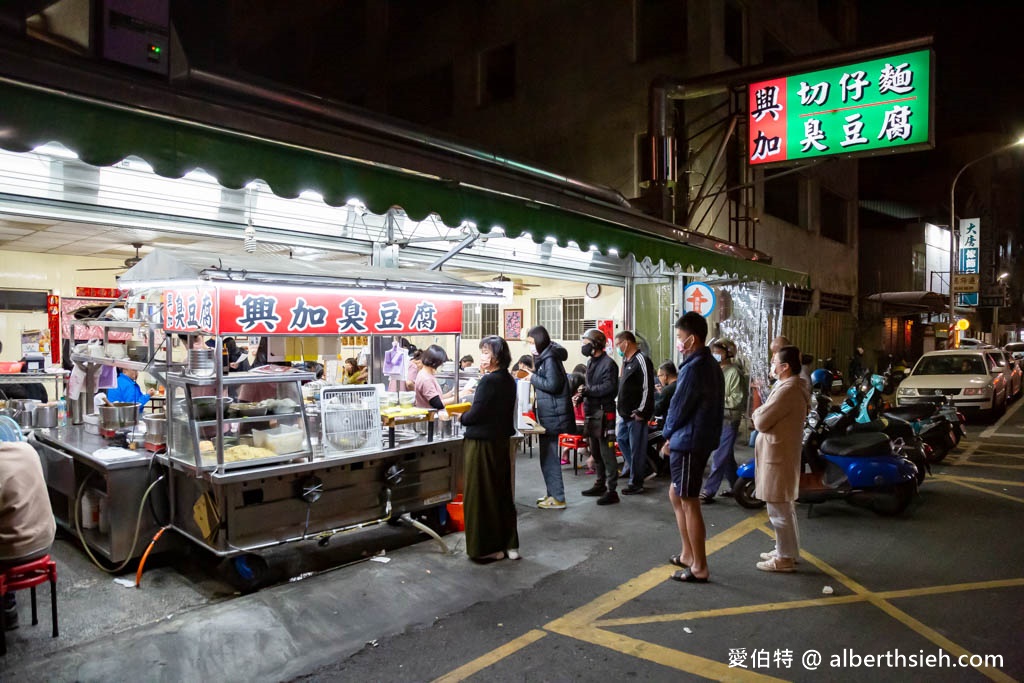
<box><xmin>660</xmin><ymin>312</ymin><xmax>724</xmax><ymax>583</ymax></box>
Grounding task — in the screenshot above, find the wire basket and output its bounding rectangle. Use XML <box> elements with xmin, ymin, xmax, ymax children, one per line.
<box><xmin>320</xmin><ymin>385</ymin><xmax>382</xmax><ymax>457</ymax></box>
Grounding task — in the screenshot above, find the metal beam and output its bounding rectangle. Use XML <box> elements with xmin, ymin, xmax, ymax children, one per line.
<box><xmin>427</xmin><ymin>232</ymin><xmax>478</xmax><ymax>271</ymax></box>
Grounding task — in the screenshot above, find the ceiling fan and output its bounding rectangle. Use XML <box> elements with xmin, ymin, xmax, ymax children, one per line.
<box><xmin>78</xmin><ymin>242</ymin><xmax>145</xmax><ymax>272</ymax></box>
<box><xmin>491</xmin><ymin>274</ymin><xmax>540</xmax><ymax>294</ymax></box>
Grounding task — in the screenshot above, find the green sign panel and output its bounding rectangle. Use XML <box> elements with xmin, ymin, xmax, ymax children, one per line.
<box><xmin>747</xmin><ymin>50</ymin><xmax>933</xmax><ymax>165</ymax></box>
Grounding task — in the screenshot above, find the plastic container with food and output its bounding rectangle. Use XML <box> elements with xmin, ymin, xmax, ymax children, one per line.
<box><xmin>252</xmin><ymin>425</ymin><xmax>305</xmax><ymax>454</ymax></box>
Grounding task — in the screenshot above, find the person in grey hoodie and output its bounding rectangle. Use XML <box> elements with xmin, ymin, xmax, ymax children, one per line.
<box><xmin>525</xmin><ymin>325</ymin><xmax>574</xmax><ymax>509</ymax></box>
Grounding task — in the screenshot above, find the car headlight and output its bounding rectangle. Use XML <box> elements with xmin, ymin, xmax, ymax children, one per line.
<box><xmin>898</xmin><ymin>387</ymin><xmax>917</xmax><ymax>396</ymax></box>
<box><xmin>962</xmin><ymin>387</ymin><xmax>987</xmax><ymax>396</ymax></box>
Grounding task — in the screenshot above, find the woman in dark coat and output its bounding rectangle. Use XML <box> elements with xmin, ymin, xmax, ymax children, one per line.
<box><xmin>459</xmin><ymin>336</ymin><xmax>520</xmax><ymax>561</ymax></box>
<box><xmin>525</xmin><ymin>325</ymin><xmax>574</xmax><ymax>509</ymax></box>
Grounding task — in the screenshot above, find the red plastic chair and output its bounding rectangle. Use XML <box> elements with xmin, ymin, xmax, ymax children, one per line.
<box><xmin>0</xmin><ymin>554</ymin><xmax>58</xmax><ymax>656</ymax></box>
<box><xmin>557</xmin><ymin>433</ymin><xmax>587</xmax><ymax>475</ymax></box>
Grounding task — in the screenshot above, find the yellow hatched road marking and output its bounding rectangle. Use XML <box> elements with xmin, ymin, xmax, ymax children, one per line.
<box><xmin>932</xmin><ymin>474</ymin><xmax>1024</xmax><ymax>487</ymax></box>
<box><xmin>938</xmin><ymin>478</ymin><xmax>1024</xmax><ymax>503</ymax></box>
<box><xmin>430</xmin><ymin>629</ymin><xmax>547</xmax><ymax>683</ymax></box>
<box><xmin>878</xmin><ymin>577</ymin><xmax>1024</xmax><ymax>600</ymax></box>
<box><xmin>793</xmin><ymin>543</ymin><xmax>1016</xmax><ymax>683</ymax></box>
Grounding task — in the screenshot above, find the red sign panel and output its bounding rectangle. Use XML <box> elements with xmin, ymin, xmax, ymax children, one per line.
<box><xmin>203</xmin><ymin>285</ymin><xmax>462</xmax><ymax>336</ymax></box>
<box><xmin>164</xmin><ymin>288</ymin><xmax>218</xmax><ymax>334</ymax></box>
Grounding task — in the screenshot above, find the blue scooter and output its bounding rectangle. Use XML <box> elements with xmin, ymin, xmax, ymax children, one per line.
<box><xmin>734</xmin><ymin>432</ymin><xmax>918</xmax><ymax>516</ymax></box>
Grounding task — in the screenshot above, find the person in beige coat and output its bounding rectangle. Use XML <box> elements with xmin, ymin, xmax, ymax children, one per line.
<box><xmin>752</xmin><ymin>345</ymin><xmax>810</xmax><ymax>572</ymax></box>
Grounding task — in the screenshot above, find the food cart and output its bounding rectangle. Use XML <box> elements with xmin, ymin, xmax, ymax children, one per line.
<box><xmin>36</xmin><ymin>249</ymin><xmax>504</xmax><ymax>584</ymax></box>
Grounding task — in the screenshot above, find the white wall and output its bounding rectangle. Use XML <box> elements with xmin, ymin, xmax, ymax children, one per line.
<box><xmin>0</xmin><ymin>250</ymin><xmax>123</xmax><ymax>361</ymax></box>
<box><xmin>925</xmin><ymin>223</ymin><xmax>952</xmax><ymax>296</ymax></box>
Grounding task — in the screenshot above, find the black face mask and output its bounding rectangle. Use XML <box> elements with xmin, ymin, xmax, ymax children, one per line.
<box><xmin>581</xmin><ymin>343</ymin><xmax>594</xmax><ymax>357</ymax></box>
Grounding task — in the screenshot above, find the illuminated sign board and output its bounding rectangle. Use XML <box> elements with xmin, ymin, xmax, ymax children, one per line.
<box><xmin>957</xmin><ymin>218</ymin><xmax>980</xmax><ymax>307</ymax></box>
<box><xmin>747</xmin><ymin>49</ymin><xmax>933</xmax><ymax>166</ymax></box>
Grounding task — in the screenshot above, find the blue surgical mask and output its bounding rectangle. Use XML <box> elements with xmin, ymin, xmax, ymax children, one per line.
<box><xmin>616</xmin><ymin>348</ymin><xmax>625</xmax><ymax>358</ymax></box>
<box><xmin>712</xmin><ymin>352</ymin><xmax>723</xmax><ymax>363</ymax></box>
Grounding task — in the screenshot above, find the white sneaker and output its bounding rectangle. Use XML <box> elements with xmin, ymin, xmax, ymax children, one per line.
<box><xmin>506</xmin><ymin>549</ymin><xmax>521</xmax><ymax>560</ymax></box>
<box><xmin>537</xmin><ymin>496</ymin><xmax>566</xmax><ymax>510</ymax></box>
<box><xmin>756</xmin><ymin>556</ymin><xmax>796</xmax><ymax>572</ymax></box>
<box><xmin>759</xmin><ymin>550</ymin><xmax>800</xmax><ymax>564</ymax></box>
<box><xmin>536</xmin><ymin>496</ymin><xmax>548</xmax><ymax>504</ymax></box>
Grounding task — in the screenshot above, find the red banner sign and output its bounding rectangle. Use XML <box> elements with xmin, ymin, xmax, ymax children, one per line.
<box><xmin>75</xmin><ymin>287</ymin><xmax>126</xmax><ymax>299</ymax></box>
<box><xmin>163</xmin><ymin>285</ymin><xmax>462</xmax><ymax>336</ymax></box>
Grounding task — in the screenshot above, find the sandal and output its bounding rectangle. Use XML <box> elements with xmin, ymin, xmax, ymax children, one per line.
<box><xmin>670</xmin><ymin>567</ymin><xmax>709</xmax><ymax>583</ymax></box>
<box><xmin>670</xmin><ymin>555</ymin><xmax>689</xmax><ymax>569</ymax></box>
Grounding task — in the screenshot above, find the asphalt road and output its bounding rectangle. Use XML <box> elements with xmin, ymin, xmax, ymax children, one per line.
<box><xmin>297</xmin><ymin>408</ymin><xmax>1024</xmax><ymax>682</ymax></box>
<box><xmin>5</xmin><ymin>403</ymin><xmax>1023</xmax><ymax>682</ymax></box>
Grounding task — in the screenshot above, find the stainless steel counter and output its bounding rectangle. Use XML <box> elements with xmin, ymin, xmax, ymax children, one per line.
<box><xmin>34</xmin><ymin>427</ymin><xmax>154</xmax><ymax>471</ymax></box>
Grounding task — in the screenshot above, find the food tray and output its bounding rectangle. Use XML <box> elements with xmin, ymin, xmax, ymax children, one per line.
<box><xmin>252</xmin><ymin>425</ymin><xmax>306</xmax><ymax>454</ymax></box>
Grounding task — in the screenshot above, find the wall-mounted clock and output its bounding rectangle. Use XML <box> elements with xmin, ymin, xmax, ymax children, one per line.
<box><xmin>585</xmin><ymin>283</ymin><xmax>601</xmax><ymax>299</ymax></box>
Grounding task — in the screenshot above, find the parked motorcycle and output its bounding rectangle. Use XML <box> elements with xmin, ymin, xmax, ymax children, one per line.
<box><xmin>884</xmin><ymin>398</ymin><xmax>965</xmax><ymax>463</ymax></box>
<box><xmin>734</xmin><ymin>372</ymin><xmax>920</xmax><ymax>515</ymax></box>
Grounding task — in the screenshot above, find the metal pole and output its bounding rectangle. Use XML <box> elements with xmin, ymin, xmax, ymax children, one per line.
<box><xmin>948</xmin><ymin>137</ymin><xmax>1024</xmax><ymax>348</ymax></box>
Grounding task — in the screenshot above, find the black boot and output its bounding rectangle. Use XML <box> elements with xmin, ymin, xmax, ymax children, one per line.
<box><xmin>581</xmin><ymin>480</ymin><xmax>607</xmax><ymax>497</ymax></box>
<box><xmin>597</xmin><ymin>490</ymin><xmax>620</xmax><ymax>505</ymax></box>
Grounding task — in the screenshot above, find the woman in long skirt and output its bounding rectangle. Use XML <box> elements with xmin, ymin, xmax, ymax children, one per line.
<box><xmin>460</xmin><ymin>335</ymin><xmax>520</xmax><ymax>561</ymax></box>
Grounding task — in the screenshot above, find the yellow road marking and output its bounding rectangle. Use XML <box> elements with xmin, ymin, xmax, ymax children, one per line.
<box><xmin>952</xmin><ymin>439</ymin><xmax>980</xmax><ymax>466</ymax></box>
<box><xmin>948</xmin><ymin>460</ymin><xmax>1024</xmax><ymax>471</ymax></box>
<box><xmin>572</xmin><ymin>624</ymin><xmax>787</xmax><ymax>682</ymax></box>
<box><xmin>979</xmin><ymin>396</ymin><xmax>1024</xmax><ymax>438</ymax></box>
<box><xmin>932</xmin><ymin>474</ymin><xmax>1024</xmax><ymax>487</ymax></box>
<box><xmin>793</xmin><ymin>544</ymin><xmax>1016</xmax><ymax>682</ymax></box>
<box><xmin>430</xmin><ymin>629</ymin><xmax>547</xmax><ymax>683</ymax></box>
<box><xmin>939</xmin><ymin>479</ymin><xmax>1024</xmax><ymax>504</ymax></box>
<box><xmin>546</xmin><ymin>512</ymin><xmax>768</xmax><ymax>628</ymax></box>
<box><xmin>595</xmin><ymin>594</ymin><xmax>866</xmax><ymax>627</ymax></box>
<box><xmin>594</xmin><ymin>577</ymin><xmax>1024</xmax><ymax>627</ymax></box>
<box><xmin>878</xmin><ymin>577</ymin><xmax>1024</xmax><ymax>600</ymax></box>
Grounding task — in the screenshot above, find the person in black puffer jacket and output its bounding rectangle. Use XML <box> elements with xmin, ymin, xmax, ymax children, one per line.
<box><xmin>525</xmin><ymin>325</ymin><xmax>573</xmax><ymax>509</ymax></box>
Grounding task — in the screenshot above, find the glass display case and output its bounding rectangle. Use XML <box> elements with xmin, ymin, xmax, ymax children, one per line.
<box><xmin>166</xmin><ymin>370</ymin><xmax>315</xmax><ymax>473</ymax></box>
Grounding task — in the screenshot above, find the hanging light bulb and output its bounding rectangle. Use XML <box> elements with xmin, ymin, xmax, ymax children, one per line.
<box><xmin>244</xmin><ymin>222</ymin><xmax>257</xmax><ymax>253</ymax></box>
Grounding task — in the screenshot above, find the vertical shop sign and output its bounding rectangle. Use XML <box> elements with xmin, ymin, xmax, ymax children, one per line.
<box><xmin>958</xmin><ymin>218</ymin><xmax>980</xmax><ymax>307</ymax></box>
<box><xmin>748</xmin><ymin>49</ymin><xmax>933</xmax><ymax>166</ymax></box>
<box><xmin>47</xmin><ymin>294</ymin><xmax>61</xmax><ymax>364</ymax></box>
<box><xmin>164</xmin><ymin>287</ymin><xmax>218</xmax><ymax>334</ymax></box>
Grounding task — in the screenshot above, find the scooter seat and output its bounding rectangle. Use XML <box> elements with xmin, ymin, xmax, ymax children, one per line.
<box><xmin>885</xmin><ymin>404</ymin><xmax>936</xmax><ymax>422</ymax></box>
<box><xmin>820</xmin><ymin>432</ymin><xmax>891</xmax><ymax>458</ymax></box>
<box><xmin>848</xmin><ymin>417</ymin><xmax>914</xmax><ymax>440</ymax></box>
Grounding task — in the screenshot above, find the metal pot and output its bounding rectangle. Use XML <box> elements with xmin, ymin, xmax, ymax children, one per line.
<box><xmin>126</xmin><ymin>341</ymin><xmax>149</xmax><ymax>362</ymax></box>
<box><xmin>33</xmin><ymin>404</ymin><xmax>58</xmax><ymax>428</ymax></box>
<box><xmin>114</xmin><ymin>402</ymin><xmax>140</xmax><ymax>426</ymax></box>
<box><xmin>99</xmin><ymin>404</ymin><xmax>120</xmax><ymax>430</ymax></box>
<box><xmin>11</xmin><ymin>399</ymin><xmax>39</xmax><ymax>427</ymax></box>
<box><xmin>142</xmin><ymin>413</ymin><xmax>167</xmax><ymax>437</ymax></box>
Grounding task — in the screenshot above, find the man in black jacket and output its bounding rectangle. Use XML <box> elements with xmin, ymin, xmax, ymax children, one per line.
<box><xmin>576</xmin><ymin>328</ymin><xmax>620</xmax><ymax>505</ymax></box>
<box><xmin>615</xmin><ymin>331</ymin><xmax>656</xmax><ymax>494</ymax></box>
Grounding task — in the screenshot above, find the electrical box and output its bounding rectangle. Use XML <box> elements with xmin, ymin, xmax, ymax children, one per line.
<box><xmin>98</xmin><ymin>0</ymin><xmax>170</xmax><ymax>76</ymax></box>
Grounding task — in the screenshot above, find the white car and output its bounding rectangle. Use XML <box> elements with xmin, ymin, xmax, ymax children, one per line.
<box><xmin>897</xmin><ymin>349</ymin><xmax>1009</xmax><ymax>419</ymax></box>
<box><xmin>990</xmin><ymin>349</ymin><xmax>1023</xmax><ymax>401</ymax></box>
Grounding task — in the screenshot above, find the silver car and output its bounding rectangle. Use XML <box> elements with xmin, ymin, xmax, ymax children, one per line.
<box><xmin>897</xmin><ymin>349</ymin><xmax>1009</xmax><ymax>420</ymax></box>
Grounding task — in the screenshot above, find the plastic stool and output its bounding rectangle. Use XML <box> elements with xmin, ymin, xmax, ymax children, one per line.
<box><xmin>557</xmin><ymin>433</ymin><xmax>587</xmax><ymax>475</ymax></box>
<box><xmin>0</xmin><ymin>555</ymin><xmax>58</xmax><ymax>655</ymax></box>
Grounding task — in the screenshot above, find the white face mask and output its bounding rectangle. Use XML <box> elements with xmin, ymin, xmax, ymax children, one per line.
<box><xmin>712</xmin><ymin>352</ymin><xmax>723</xmax><ymax>363</ymax></box>
<box><xmin>529</xmin><ymin>344</ymin><xmax>538</xmax><ymax>356</ymax></box>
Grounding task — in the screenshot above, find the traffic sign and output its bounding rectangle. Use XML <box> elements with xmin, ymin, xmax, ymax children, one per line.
<box><xmin>683</xmin><ymin>281</ymin><xmax>716</xmax><ymax>318</ymax></box>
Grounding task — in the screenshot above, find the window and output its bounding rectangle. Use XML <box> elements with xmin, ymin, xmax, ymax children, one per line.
<box><xmin>783</xmin><ymin>287</ymin><xmax>812</xmax><ymax>316</ymax></box>
<box><xmin>563</xmin><ymin>297</ymin><xmax>585</xmax><ymax>340</ymax></box>
<box><xmin>820</xmin><ymin>188</ymin><xmax>850</xmax><ymax>244</ymax></box>
<box><xmin>461</xmin><ymin>303</ymin><xmax>499</xmax><ymax>338</ymax></box>
<box><xmin>533</xmin><ymin>297</ymin><xmax>584</xmax><ymax>340</ymax></box>
<box><xmin>479</xmin><ymin>43</ymin><xmax>516</xmax><ymax>106</ymax></box>
<box><xmin>724</xmin><ymin>0</ymin><xmax>744</xmax><ymax>64</ymax></box>
<box><xmin>635</xmin><ymin>0</ymin><xmax>686</xmax><ymax>62</ymax></box>
<box><xmin>912</xmin><ymin>245</ymin><xmax>926</xmax><ymax>291</ymax></box>
<box><xmin>764</xmin><ymin>172</ymin><xmax>802</xmax><ymax>227</ymax></box>
<box><xmin>387</xmin><ymin>62</ymin><xmax>454</xmax><ymax>125</ymax></box>
<box><xmin>819</xmin><ymin>292</ymin><xmax>852</xmax><ymax>313</ymax></box>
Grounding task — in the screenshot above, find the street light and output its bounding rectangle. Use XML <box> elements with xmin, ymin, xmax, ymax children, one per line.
<box><xmin>948</xmin><ymin>135</ymin><xmax>1024</xmax><ymax>348</ymax></box>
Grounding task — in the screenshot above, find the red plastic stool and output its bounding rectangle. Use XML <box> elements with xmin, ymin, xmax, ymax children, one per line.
<box><xmin>0</xmin><ymin>554</ymin><xmax>58</xmax><ymax>656</ymax></box>
<box><xmin>557</xmin><ymin>434</ymin><xmax>587</xmax><ymax>475</ymax></box>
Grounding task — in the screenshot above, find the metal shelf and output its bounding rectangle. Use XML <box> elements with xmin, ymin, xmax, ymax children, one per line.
<box><xmin>168</xmin><ymin>370</ymin><xmax>315</xmax><ymax>386</ymax></box>
<box><xmin>193</xmin><ymin>411</ymin><xmax>303</xmax><ymax>427</ymax></box>
<box><xmin>70</xmin><ymin>353</ymin><xmax>183</xmax><ymax>374</ymax></box>
<box><xmin>72</xmin><ymin>318</ymin><xmax>152</xmax><ymax>330</ymax></box>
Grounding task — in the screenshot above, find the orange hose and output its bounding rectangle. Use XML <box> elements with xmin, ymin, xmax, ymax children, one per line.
<box><xmin>135</xmin><ymin>526</ymin><xmax>168</xmax><ymax>588</ymax></box>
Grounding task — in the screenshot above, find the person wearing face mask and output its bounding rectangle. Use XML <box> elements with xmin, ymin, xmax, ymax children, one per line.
<box><xmin>700</xmin><ymin>340</ymin><xmax>746</xmax><ymax>503</ymax></box>
<box><xmin>458</xmin><ymin>336</ymin><xmax>520</xmax><ymax>562</ymax></box>
<box><xmin>752</xmin><ymin>345</ymin><xmax>810</xmax><ymax>573</ymax></box>
<box><xmin>575</xmin><ymin>328</ymin><xmax>620</xmax><ymax>505</ymax></box>
<box><xmin>523</xmin><ymin>326</ymin><xmax>574</xmax><ymax>509</ymax></box>
<box><xmin>660</xmin><ymin>312</ymin><xmax>724</xmax><ymax>583</ymax></box>
<box><xmin>614</xmin><ymin>331</ymin><xmax>656</xmax><ymax>495</ymax></box>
